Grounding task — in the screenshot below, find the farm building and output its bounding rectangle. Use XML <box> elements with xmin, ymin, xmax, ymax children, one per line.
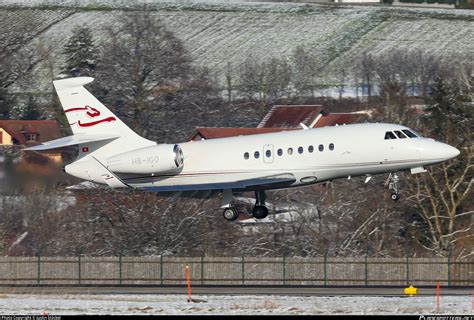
<box><xmin>0</xmin><ymin>120</ymin><xmax>63</xmax><ymax>164</ymax></box>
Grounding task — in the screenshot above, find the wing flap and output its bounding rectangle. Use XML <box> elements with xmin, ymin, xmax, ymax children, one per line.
<box><xmin>24</xmin><ymin>134</ymin><xmax>119</xmax><ymax>151</ymax></box>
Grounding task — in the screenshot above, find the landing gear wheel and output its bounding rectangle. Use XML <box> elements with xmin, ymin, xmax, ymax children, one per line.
<box><xmin>223</xmin><ymin>207</ymin><xmax>239</xmax><ymax>221</ymax></box>
<box><xmin>252</xmin><ymin>205</ymin><xmax>268</xmax><ymax>219</ymax></box>
<box><xmin>391</xmin><ymin>193</ymin><xmax>400</xmax><ymax>201</ymax></box>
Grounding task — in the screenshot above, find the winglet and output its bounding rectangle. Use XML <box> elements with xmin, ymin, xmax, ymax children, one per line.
<box><xmin>53</xmin><ymin>77</ymin><xmax>94</xmax><ymax>90</ymax></box>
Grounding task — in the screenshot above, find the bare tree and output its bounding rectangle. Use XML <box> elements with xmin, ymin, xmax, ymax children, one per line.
<box><xmin>406</xmin><ymin>77</ymin><xmax>473</xmax><ymax>258</ymax></box>
<box><xmin>95</xmin><ymin>11</ymin><xmax>216</xmax><ymax>140</ymax></box>
<box><xmin>237</xmin><ymin>56</ymin><xmax>292</xmax><ymax>104</ymax></box>
<box><xmin>353</xmin><ymin>52</ymin><xmax>375</xmax><ymax>102</ymax></box>
<box><xmin>292</xmin><ymin>46</ymin><xmax>320</xmax><ymax>97</ymax></box>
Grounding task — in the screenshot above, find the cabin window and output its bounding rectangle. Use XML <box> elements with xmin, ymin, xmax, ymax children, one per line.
<box><xmin>308</xmin><ymin>145</ymin><xmax>314</xmax><ymax>153</ymax></box>
<box><xmin>298</xmin><ymin>146</ymin><xmax>303</xmax><ymax>154</ymax></box>
<box><xmin>402</xmin><ymin>129</ymin><xmax>417</xmax><ymax>138</ymax></box>
<box><xmin>266</xmin><ymin>150</ymin><xmax>271</xmax><ymax>158</ymax></box>
<box><xmin>319</xmin><ymin>144</ymin><xmax>324</xmax><ymax>152</ymax></box>
<box><xmin>277</xmin><ymin>148</ymin><xmax>283</xmax><ymax>156</ymax></box>
<box><xmin>384</xmin><ymin>131</ymin><xmax>396</xmax><ymax>140</ymax></box>
<box><xmin>254</xmin><ymin>151</ymin><xmax>260</xmax><ymax>159</ymax></box>
<box><xmin>394</xmin><ymin>130</ymin><xmax>407</xmax><ymax>139</ymax></box>
<box><xmin>329</xmin><ymin>143</ymin><xmax>334</xmax><ymax>151</ymax></box>
<box><xmin>244</xmin><ymin>152</ymin><xmax>249</xmax><ymax>160</ymax></box>
<box><xmin>288</xmin><ymin>148</ymin><xmax>293</xmax><ymax>155</ymax></box>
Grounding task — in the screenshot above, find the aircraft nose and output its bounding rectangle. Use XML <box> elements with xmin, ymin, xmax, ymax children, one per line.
<box><xmin>440</xmin><ymin>143</ymin><xmax>460</xmax><ymax>160</ymax></box>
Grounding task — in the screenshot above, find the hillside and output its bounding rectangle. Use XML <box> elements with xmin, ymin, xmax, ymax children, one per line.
<box><xmin>1</xmin><ymin>2</ymin><xmax>473</xmax><ymax>92</ymax></box>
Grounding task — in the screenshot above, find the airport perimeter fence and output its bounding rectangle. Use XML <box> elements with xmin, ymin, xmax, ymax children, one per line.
<box><xmin>0</xmin><ymin>256</ymin><xmax>472</xmax><ymax>287</ymax></box>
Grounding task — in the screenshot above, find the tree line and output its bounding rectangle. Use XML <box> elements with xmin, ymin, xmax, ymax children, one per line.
<box><xmin>0</xmin><ymin>11</ymin><xmax>471</xmax><ymax>258</ymax></box>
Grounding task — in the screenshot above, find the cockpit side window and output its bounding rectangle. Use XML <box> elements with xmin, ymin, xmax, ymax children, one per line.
<box><xmin>394</xmin><ymin>130</ymin><xmax>407</xmax><ymax>139</ymax></box>
<box><xmin>384</xmin><ymin>131</ymin><xmax>396</xmax><ymax>140</ymax></box>
<box><xmin>402</xmin><ymin>129</ymin><xmax>417</xmax><ymax>138</ymax></box>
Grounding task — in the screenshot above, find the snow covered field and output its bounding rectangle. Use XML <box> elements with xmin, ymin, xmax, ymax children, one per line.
<box><xmin>0</xmin><ymin>294</ymin><xmax>471</xmax><ymax>315</ymax></box>
<box><xmin>2</xmin><ymin>2</ymin><xmax>473</xmax><ymax>92</ymax></box>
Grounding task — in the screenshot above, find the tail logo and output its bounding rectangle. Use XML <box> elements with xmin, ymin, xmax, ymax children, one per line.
<box><xmin>65</xmin><ymin>105</ymin><xmax>117</xmax><ymax>127</ymax></box>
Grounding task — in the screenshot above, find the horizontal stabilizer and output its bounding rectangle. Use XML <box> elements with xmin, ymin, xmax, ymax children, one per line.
<box><xmin>24</xmin><ymin>134</ymin><xmax>119</xmax><ymax>151</ymax></box>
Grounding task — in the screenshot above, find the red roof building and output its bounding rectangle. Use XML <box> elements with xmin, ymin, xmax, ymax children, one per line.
<box><xmin>257</xmin><ymin>105</ymin><xmax>323</xmax><ymax>128</ymax></box>
<box><xmin>0</xmin><ymin>120</ymin><xmax>63</xmax><ymax>168</ymax></box>
<box><xmin>313</xmin><ymin>112</ymin><xmax>369</xmax><ymax>128</ymax></box>
<box><xmin>188</xmin><ymin>127</ymin><xmax>298</xmax><ymax>141</ymax></box>
<box><xmin>187</xmin><ymin>105</ymin><xmax>370</xmax><ymax>141</ymax></box>
<box><xmin>0</xmin><ymin>120</ymin><xmax>61</xmax><ymax>146</ymax></box>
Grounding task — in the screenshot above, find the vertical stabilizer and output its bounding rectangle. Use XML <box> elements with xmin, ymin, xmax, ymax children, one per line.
<box><xmin>53</xmin><ymin>77</ymin><xmax>155</xmax><ymax>158</ymax></box>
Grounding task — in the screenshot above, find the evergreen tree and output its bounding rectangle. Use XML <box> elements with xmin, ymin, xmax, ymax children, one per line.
<box><xmin>21</xmin><ymin>96</ymin><xmax>41</xmax><ymax>120</ymax></box>
<box><xmin>424</xmin><ymin>77</ymin><xmax>471</xmax><ymax>145</ymax></box>
<box><xmin>0</xmin><ymin>86</ymin><xmax>14</xmax><ymax>120</ymax></box>
<box><xmin>63</xmin><ymin>27</ymin><xmax>97</xmax><ymax>77</ymax></box>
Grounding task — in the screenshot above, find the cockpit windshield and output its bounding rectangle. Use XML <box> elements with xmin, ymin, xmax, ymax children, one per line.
<box><xmin>384</xmin><ymin>129</ymin><xmax>419</xmax><ymax>140</ymax></box>
<box><xmin>402</xmin><ymin>129</ymin><xmax>418</xmax><ymax>138</ymax></box>
<box><xmin>394</xmin><ymin>130</ymin><xmax>407</xmax><ymax>139</ymax></box>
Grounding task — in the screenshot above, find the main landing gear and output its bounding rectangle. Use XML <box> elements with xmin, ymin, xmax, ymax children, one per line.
<box><xmin>223</xmin><ymin>207</ymin><xmax>239</xmax><ymax>221</ymax></box>
<box><xmin>252</xmin><ymin>190</ymin><xmax>268</xmax><ymax>219</ymax></box>
<box><xmin>222</xmin><ymin>190</ymin><xmax>269</xmax><ymax>221</ymax></box>
<box><xmin>385</xmin><ymin>172</ymin><xmax>400</xmax><ymax>201</ymax></box>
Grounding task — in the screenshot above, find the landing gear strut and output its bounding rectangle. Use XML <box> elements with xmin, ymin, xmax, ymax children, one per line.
<box><xmin>385</xmin><ymin>172</ymin><xmax>400</xmax><ymax>201</ymax></box>
<box><xmin>252</xmin><ymin>190</ymin><xmax>268</xmax><ymax>219</ymax></box>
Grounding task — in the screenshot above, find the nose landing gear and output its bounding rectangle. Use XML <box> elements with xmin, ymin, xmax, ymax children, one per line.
<box><xmin>385</xmin><ymin>172</ymin><xmax>400</xmax><ymax>201</ymax></box>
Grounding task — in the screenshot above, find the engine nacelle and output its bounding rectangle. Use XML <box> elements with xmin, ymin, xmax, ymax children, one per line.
<box><xmin>106</xmin><ymin>144</ymin><xmax>184</xmax><ymax>174</ymax></box>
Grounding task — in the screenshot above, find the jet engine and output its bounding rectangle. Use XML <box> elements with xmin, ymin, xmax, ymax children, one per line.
<box><xmin>106</xmin><ymin>144</ymin><xmax>184</xmax><ymax>174</ymax></box>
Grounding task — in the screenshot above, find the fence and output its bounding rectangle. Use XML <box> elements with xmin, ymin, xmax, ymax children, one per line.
<box><xmin>0</xmin><ymin>256</ymin><xmax>471</xmax><ymax>286</ymax></box>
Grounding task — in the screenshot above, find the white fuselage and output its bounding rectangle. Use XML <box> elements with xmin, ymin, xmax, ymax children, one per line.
<box><xmin>113</xmin><ymin>123</ymin><xmax>459</xmax><ymax>191</ymax></box>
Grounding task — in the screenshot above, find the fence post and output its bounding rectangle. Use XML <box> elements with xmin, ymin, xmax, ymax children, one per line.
<box><xmin>324</xmin><ymin>252</ymin><xmax>328</xmax><ymax>286</ymax></box>
<box><xmin>447</xmin><ymin>250</ymin><xmax>452</xmax><ymax>287</ymax></box>
<box><xmin>365</xmin><ymin>254</ymin><xmax>368</xmax><ymax>286</ymax></box>
<box><xmin>201</xmin><ymin>255</ymin><xmax>204</xmax><ymax>285</ymax></box>
<box><xmin>160</xmin><ymin>255</ymin><xmax>163</xmax><ymax>285</ymax></box>
<box><xmin>406</xmin><ymin>254</ymin><xmax>410</xmax><ymax>286</ymax></box>
<box><xmin>241</xmin><ymin>254</ymin><xmax>245</xmax><ymax>285</ymax></box>
<box><xmin>282</xmin><ymin>255</ymin><xmax>286</xmax><ymax>286</ymax></box>
<box><xmin>37</xmin><ymin>254</ymin><xmax>41</xmax><ymax>285</ymax></box>
<box><xmin>78</xmin><ymin>254</ymin><xmax>81</xmax><ymax>285</ymax></box>
<box><xmin>118</xmin><ymin>254</ymin><xmax>122</xmax><ymax>285</ymax></box>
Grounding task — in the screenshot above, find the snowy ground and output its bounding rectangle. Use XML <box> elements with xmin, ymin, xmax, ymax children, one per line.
<box><xmin>0</xmin><ymin>294</ymin><xmax>471</xmax><ymax>315</ymax></box>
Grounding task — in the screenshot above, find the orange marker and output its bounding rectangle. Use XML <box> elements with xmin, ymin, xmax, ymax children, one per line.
<box><xmin>436</xmin><ymin>281</ymin><xmax>440</xmax><ymax>312</ymax></box>
<box><xmin>186</xmin><ymin>265</ymin><xmax>192</xmax><ymax>302</ymax></box>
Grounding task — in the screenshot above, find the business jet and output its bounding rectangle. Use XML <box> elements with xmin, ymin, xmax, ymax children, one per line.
<box><xmin>26</xmin><ymin>77</ymin><xmax>460</xmax><ymax>221</ymax></box>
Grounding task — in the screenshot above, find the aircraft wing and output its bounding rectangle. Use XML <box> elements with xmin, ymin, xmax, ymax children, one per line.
<box><xmin>24</xmin><ymin>134</ymin><xmax>119</xmax><ymax>151</ymax></box>
<box><xmin>140</xmin><ymin>173</ymin><xmax>296</xmax><ymax>192</ymax></box>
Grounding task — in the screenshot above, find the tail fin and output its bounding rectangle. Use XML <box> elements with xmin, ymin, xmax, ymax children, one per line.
<box><xmin>54</xmin><ymin>77</ymin><xmax>136</xmax><ymax>137</ymax></box>
<box><xmin>52</xmin><ymin>77</ymin><xmax>154</xmax><ymax>158</ymax></box>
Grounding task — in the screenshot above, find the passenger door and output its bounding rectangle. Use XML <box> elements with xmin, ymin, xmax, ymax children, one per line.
<box><xmin>263</xmin><ymin>144</ymin><xmax>274</xmax><ymax>164</ymax></box>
